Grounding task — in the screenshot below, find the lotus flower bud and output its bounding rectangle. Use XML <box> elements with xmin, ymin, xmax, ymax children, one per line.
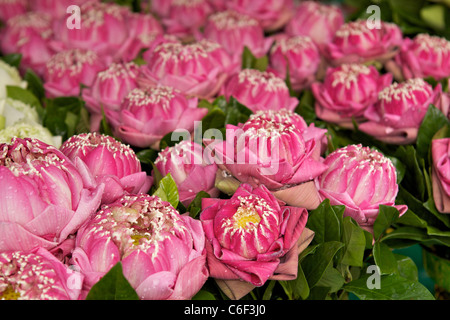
<box><xmin>317</xmin><ymin>144</ymin><xmax>407</xmax><ymax>230</ymax></box>
<box><xmin>359</xmin><ymin>78</ymin><xmax>444</xmax><ymax>144</ymax></box>
<box><xmin>60</xmin><ymin>133</ymin><xmax>153</xmax><ymax>204</ymax></box>
<box><xmin>311</xmin><ymin>63</ymin><xmax>393</xmax><ymax>128</ymax></box>
<box><xmin>222</xmin><ymin>68</ymin><xmax>299</xmax><ymax>112</ymax></box>
<box><xmin>71</xmin><ymin>193</ymin><xmax>208</xmax><ymax>300</ymax></box>
<box><xmin>154</xmin><ymin>140</ymin><xmax>219</xmax><ymax>207</ymax></box>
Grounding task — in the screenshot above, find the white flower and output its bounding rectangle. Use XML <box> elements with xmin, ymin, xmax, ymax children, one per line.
<box><xmin>0</xmin><ymin>122</ymin><xmax>62</xmax><ymax>148</ymax></box>
<box><xmin>0</xmin><ymin>98</ymin><xmax>40</xmax><ymax>129</ymax></box>
<box><xmin>0</xmin><ymin>60</ymin><xmax>27</xmax><ymax>99</ymax></box>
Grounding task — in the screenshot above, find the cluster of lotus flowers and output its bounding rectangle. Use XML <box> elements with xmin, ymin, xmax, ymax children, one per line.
<box><xmin>0</xmin><ymin>0</ymin><xmax>449</xmax><ymax>300</ymax></box>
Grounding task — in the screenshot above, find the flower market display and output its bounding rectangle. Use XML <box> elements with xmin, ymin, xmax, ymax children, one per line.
<box><xmin>0</xmin><ymin>0</ymin><xmax>450</xmax><ymax>302</ymax></box>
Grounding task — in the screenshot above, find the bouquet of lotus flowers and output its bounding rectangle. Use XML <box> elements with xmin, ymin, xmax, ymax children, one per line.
<box><xmin>1</xmin><ymin>0</ymin><xmax>450</xmax><ymax>303</ymax></box>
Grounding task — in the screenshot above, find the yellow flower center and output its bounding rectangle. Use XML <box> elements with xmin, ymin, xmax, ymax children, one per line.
<box><xmin>233</xmin><ymin>206</ymin><xmax>261</xmax><ymax>230</ymax></box>
<box><xmin>0</xmin><ymin>286</ymin><xmax>20</xmax><ymax>300</ymax></box>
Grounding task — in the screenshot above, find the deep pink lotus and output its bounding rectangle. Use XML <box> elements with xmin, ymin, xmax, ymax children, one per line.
<box><xmin>224</xmin><ymin>0</ymin><xmax>295</xmax><ymax>32</ymax></box>
<box><xmin>325</xmin><ymin>19</ymin><xmax>403</xmax><ymax>66</ymax></box>
<box><xmin>60</xmin><ymin>133</ymin><xmax>153</xmax><ymax>205</ymax></box>
<box><xmin>285</xmin><ymin>1</ymin><xmax>344</xmax><ymax>52</ymax></box>
<box><xmin>200</xmin><ymin>183</ymin><xmax>308</xmax><ymax>287</ymax></box>
<box><xmin>0</xmin><ymin>137</ymin><xmax>104</xmax><ymax>252</ymax></box>
<box><xmin>431</xmin><ymin>138</ymin><xmax>450</xmax><ymax>214</ymax></box>
<box><xmin>43</xmin><ymin>48</ymin><xmax>107</xmax><ymax>98</ymax></box>
<box><xmin>202</xmin><ymin>10</ymin><xmax>272</xmax><ymax>67</ymax></box>
<box><xmin>150</xmin><ymin>0</ymin><xmax>213</xmax><ymax>40</ymax></box>
<box><xmin>139</xmin><ymin>39</ymin><xmax>233</xmax><ymax>100</ymax></box>
<box><xmin>81</xmin><ymin>62</ymin><xmax>140</xmax><ymax>132</ymax></box>
<box><xmin>112</xmin><ymin>86</ymin><xmax>208</xmax><ymax>150</ymax></box>
<box><xmin>317</xmin><ymin>144</ymin><xmax>407</xmax><ymax>231</ymax></box>
<box><xmin>388</xmin><ymin>33</ymin><xmax>450</xmax><ymax>82</ymax></box>
<box><xmin>204</xmin><ymin>109</ymin><xmax>328</xmax><ymax>210</ymax></box>
<box><xmin>359</xmin><ymin>78</ymin><xmax>444</xmax><ymax>144</ymax></box>
<box><xmin>311</xmin><ymin>63</ymin><xmax>393</xmax><ymax>128</ymax></box>
<box><xmin>71</xmin><ymin>193</ymin><xmax>208</xmax><ymax>300</ymax></box>
<box><xmin>222</xmin><ymin>68</ymin><xmax>299</xmax><ymax>112</ymax></box>
<box><xmin>0</xmin><ymin>12</ymin><xmax>56</xmax><ymax>76</ymax></box>
<box><xmin>269</xmin><ymin>35</ymin><xmax>321</xmax><ymax>91</ymax></box>
<box><xmin>0</xmin><ymin>247</ymin><xmax>84</xmax><ymax>300</ymax></box>
<box><xmin>154</xmin><ymin>140</ymin><xmax>219</xmax><ymax>207</ymax></box>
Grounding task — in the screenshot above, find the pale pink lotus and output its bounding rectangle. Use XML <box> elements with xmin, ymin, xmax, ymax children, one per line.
<box><xmin>81</xmin><ymin>62</ymin><xmax>140</xmax><ymax>132</ymax></box>
<box><xmin>225</xmin><ymin>0</ymin><xmax>295</xmax><ymax>32</ymax></box>
<box><xmin>150</xmin><ymin>0</ymin><xmax>213</xmax><ymax>40</ymax></box>
<box><xmin>222</xmin><ymin>68</ymin><xmax>299</xmax><ymax>112</ymax></box>
<box><xmin>202</xmin><ymin>10</ymin><xmax>272</xmax><ymax>67</ymax></box>
<box><xmin>317</xmin><ymin>144</ymin><xmax>407</xmax><ymax>231</ymax></box>
<box><xmin>43</xmin><ymin>48</ymin><xmax>107</xmax><ymax>98</ymax></box>
<box><xmin>388</xmin><ymin>33</ymin><xmax>450</xmax><ymax>82</ymax></box>
<box><xmin>0</xmin><ymin>137</ymin><xmax>104</xmax><ymax>252</ymax></box>
<box><xmin>431</xmin><ymin>138</ymin><xmax>450</xmax><ymax>214</ymax></box>
<box><xmin>60</xmin><ymin>133</ymin><xmax>153</xmax><ymax>205</ymax></box>
<box><xmin>0</xmin><ymin>247</ymin><xmax>84</xmax><ymax>300</ymax></box>
<box><xmin>139</xmin><ymin>39</ymin><xmax>233</xmax><ymax>100</ymax></box>
<box><xmin>71</xmin><ymin>193</ymin><xmax>208</xmax><ymax>300</ymax></box>
<box><xmin>285</xmin><ymin>1</ymin><xmax>344</xmax><ymax>52</ymax></box>
<box><xmin>200</xmin><ymin>183</ymin><xmax>308</xmax><ymax>287</ymax></box>
<box><xmin>311</xmin><ymin>63</ymin><xmax>393</xmax><ymax>128</ymax></box>
<box><xmin>154</xmin><ymin>140</ymin><xmax>219</xmax><ymax>207</ymax></box>
<box><xmin>112</xmin><ymin>86</ymin><xmax>208</xmax><ymax>150</ymax></box>
<box><xmin>325</xmin><ymin>19</ymin><xmax>403</xmax><ymax>66</ymax></box>
<box><xmin>269</xmin><ymin>35</ymin><xmax>321</xmax><ymax>91</ymax></box>
<box><xmin>359</xmin><ymin>78</ymin><xmax>444</xmax><ymax>144</ymax></box>
<box><xmin>0</xmin><ymin>12</ymin><xmax>56</xmax><ymax>76</ymax></box>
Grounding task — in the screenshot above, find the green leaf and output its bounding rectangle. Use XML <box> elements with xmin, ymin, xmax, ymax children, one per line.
<box><xmin>394</xmin><ymin>254</ymin><xmax>419</xmax><ymax>282</ymax></box>
<box><xmin>373</xmin><ymin>205</ymin><xmax>400</xmax><ymax>241</ymax></box>
<box><xmin>279</xmin><ymin>263</ymin><xmax>310</xmax><ymax>300</ymax></box>
<box><xmin>224</xmin><ymin>96</ymin><xmax>253</xmax><ymax>126</ymax></box>
<box><xmin>241</xmin><ymin>46</ymin><xmax>268</xmax><ymax>71</ymax></box>
<box><xmin>344</xmin><ymin>273</ymin><xmax>434</xmax><ymax>300</ymax></box>
<box><xmin>340</xmin><ymin>217</ymin><xmax>367</xmax><ymax>267</ymax></box>
<box><xmin>6</xmin><ymin>85</ymin><xmax>44</xmax><ymax>120</ymax></box>
<box><xmin>373</xmin><ymin>241</ymin><xmax>398</xmax><ymax>275</ymax></box>
<box><xmin>153</xmin><ymin>173</ymin><xmax>179</xmax><ymax>209</ymax></box>
<box><xmin>86</xmin><ymin>262</ymin><xmax>139</xmax><ymax>300</ymax></box>
<box><xmin>187</xmin><ymin>191</ymin><xmax>210</xmax><ymax>219</ymax></box>
<box><xmin>306</xmin><ymin>199</ymin><xmax>343</xmax><ymax>244</ymax></box>
<box><xmin>294</xmin><ymin>89</ymin><xmax>316</xmax><ymax>124</ymax></box>
<box><xmin>192</xmin><ymin>290</ymin><xmax>216</xmax><ymax>300</ymax></box>
<box><xmin>301</xmin><ymin>241</ymin><xmax>345</xmax><ymax>289</ymax></box>
<box><xmin>315</xmin><ymin>265</ymin><xmax>345</xmax><ymax>293</ymax></box>
<box><xmin>1</xmin><ymin>53</ymin><xmax>22</xmax><ymax>68</ymax></box>
<box><xmin>23</xmin><ymin>69</ymin><xmax>45</xmax><ymax>102</ymax></box>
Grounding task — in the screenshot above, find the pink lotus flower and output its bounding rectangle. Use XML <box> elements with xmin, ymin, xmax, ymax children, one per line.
<box><xmin>388</xmin><ymin>33</ymin><xmax>450</xmax><ymax>82</ymax></box>
<box><xmin>325</xmin><ymin>19</ymin><xmax>403</xmax><ymax>66</ymax></box>
<box><xmin>317</xmin><ymin>144</ymin><xmax>407</xmax><ymax>231</ymax></box>
<box><xmin>285</xmin><ymin>1</ymin><xmax>344</xmax><ymax>52</ymax></box>
<box><xmin>116</xmin><ymin>12</ymin><xmax>165</xmax><ymax>62</ymax></box>
<box><xmin>0</xmin><ymin>247</ymin><xmax>84</xmax><ymax>300</ymax></box>
<box><xmin>60</xmin><ymin>133</ymin><xmax>153</xmax><ymax>205</ymax></box>
<box><xmin>311</xmin><ymin>63</ymin><xmax>393</xmax><ymax>128</ymax></box>
<box><xmin>268</xmin><ymin>35</ymin><xmax>321</xmax><ymax>91</ymax></box>
<box><xmin>154</xmin><ymin>140</ymin><xmax>219</xmax><ymax>207</ymax></box>
<box><xmin>71</xmin><ymin>193</ymin><xmax>208</xmax><ymax>300</ymax></box>
<box><xmin>150</xmin><ymin>0</ymin><xmax>213</xmax><ymax>40</ymax></box>
<box><xmin>225</xmin><ymin>0</ymin><xmax>295</xmax><ymax>32</ymax></box>
<box><xmin>202</xmin><ymin>10</ymin><xmax>272</xmax><ymax>66</ymax></box>
<box><xmin>204</xmin><ymin>109</ymin><xmax>328</xmax><ymax>209</ymax></box>
<box><xmin>51</xmin><ymin>1</ymin><xmax>130</xmax><ymax>61</ymax></box>
<box><xmin>139</xmin><ymin>39</ymin><xmax>233</xmax><ymax>100</ymax></box>
<box><xmin>431</xmin><ymin>138</ymin><xmax>450</xmax><ymax>214</ymax></box>
<box><xmin>30</xmin><ymin>0</ymin><xmax>99</xmax><ymax>19</ymax></box>
<box><xmin>0</xmin><ymin>137</ymin><xmax>104</xmax><ymax>252</ymax></box>
<box><xmin>359</xmin><ymin>78</ymin><xmax>444</xmax><ymax>144</ymax></box>
<box><xmin>112</xmin><ymin>86</ymin><xmax>208</xmax><ymax>150</ymax></box>
<box><xmin>81</xmin><ymin>62</ymin><xmax>140</xmax><ymax>132</ymax></box>
<box><xmin>200</xmin><ymin>183</ymin><xmax>308</xmax><ymax>287</ymax></box>
<box><xmin>0</xmin><ymin>12</ymin><xmax>56</xmax><ymax>76</ymax></box>
<box><xmin>0</xmin><ymin>0</ymin><xmax>27</xmax><ymax>22</ymax></box>
<box><xmin>222</xmin><ymin>68</ymin><xmax>299</xmax><ymax>112</ymax></box>
<box><xmin>43</xmin><ymin>49</ymin><xmax>107</xmax><ymax>98</ymax></box>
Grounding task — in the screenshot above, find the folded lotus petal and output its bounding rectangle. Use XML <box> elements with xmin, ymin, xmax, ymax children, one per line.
<box><xmin>0</xmin><ymin>221</ymin><xmax>57</xmax><ymax>251</ymax></box>
<box><xmin>272</xmin><ymin>181</ymin><xmax>322</xmax><ymax>210</ymax></box>
<box><xmin>358</xmin><ymin>121</ymin><xmax>418</xmax><ymax>145</ymax></box>
<box><xmin>135</xmin><ymin>271</ymin><xmax>177</xmax><ymax>300</ymax></box>
<box><xmin>170</xmin><ymin>255</ymin><xmax>209</xmax><ymax>300</ymax></box>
